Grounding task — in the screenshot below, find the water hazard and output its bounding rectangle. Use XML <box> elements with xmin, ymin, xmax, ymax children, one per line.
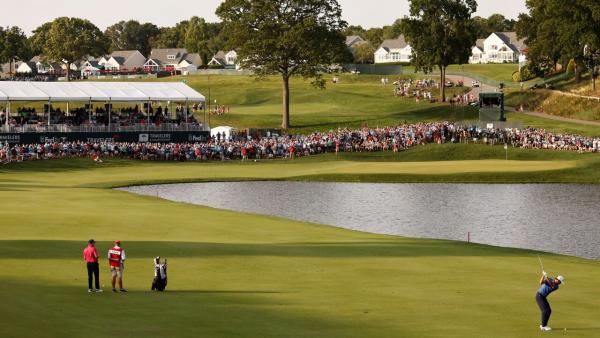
<box><xmin>120</xmin><ymin>182</ymin><xmax>600</xmax><ymax>260</ymax></box>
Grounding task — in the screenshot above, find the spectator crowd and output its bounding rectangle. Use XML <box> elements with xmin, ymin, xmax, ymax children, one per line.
<box><xmin>1</xmin><ymin>122</ymin><xmax>600</xmax><ymax>164</ymax></box>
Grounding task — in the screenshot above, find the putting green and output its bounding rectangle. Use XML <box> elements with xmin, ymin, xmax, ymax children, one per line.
<box><xmin>326</xmin><ymin>160</ymin><xmax>577</xmax><ymax>175</ymax></box>
<box><xmin>1</xmin><ymin>148</ymin><xmax>600</xmax><ymax>337</ymax></box>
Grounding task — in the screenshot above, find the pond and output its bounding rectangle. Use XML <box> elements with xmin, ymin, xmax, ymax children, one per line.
<box><xmin>120</xmin><ymin>182</ymin><xmax>600</xmax><ymax>260</ymax></box>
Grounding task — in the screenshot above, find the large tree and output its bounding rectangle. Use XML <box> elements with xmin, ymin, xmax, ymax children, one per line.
<box><xmin>217</xmin><ymin>0</ymin><xmax>349</xmax><ymax>129</ymax></box>
<box><xmin>382</xmin><ymin>19</ymin><xmax>404</xmax><ymax>40</ymax></box>
<box><xmin>0</xmin><ymin>26</ymin><xmax>30</xmax><ymax>76</ymax></box>
<box><xmin>401</xmin><ymin>0</ymin><xmax>477</xmax><ymax>101</ymax></box>
<box><xmin>152</xmin><ymin>21</ymin><xmax>190</xmax><ymax>49</ymax></box>
<box><xmin>41</xmin><ymin>17</ymin><xmax>109</xmax><ymax>80</ymax></box>
<box><xmin>353</xmin><ymin>42</ymin><xmax>375</xmax><ymax>64</ymax></box>
<box><xmin>518</xmin><ymin>0</ymin><xmax>600</xmax><ymax>82</ymax></box>
<box><xmin>516</xmin><ymin>0</ymin><xmax>561</xmax><ymax>74</ymax></box>
<box><xmin>185</xmin><ymin>17</ymin><xmax>213</xmax><ymax>65</ymax></box>
<box><xmin>105</xmin><ymin>20</ymin><xmax>159</xmax><ymax>55</ymax></box>
<box><xmin>30</xmin><ymin>22</ymin><xmax>53</xmax><ymax>56</ymax></box>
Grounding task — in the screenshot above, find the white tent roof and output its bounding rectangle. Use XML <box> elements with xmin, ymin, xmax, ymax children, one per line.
<box><xmin>0</xmin><ymin>81</ymin><xmax>205</xmax><ymax>102</ymax></box>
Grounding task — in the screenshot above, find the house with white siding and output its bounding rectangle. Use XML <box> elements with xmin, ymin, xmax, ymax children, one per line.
<box><xmin>143</xmin><ymin>48</ymin><xmax>202</xmax><ymax>73</ymax></box>
<box><xmin>469</xmin><ymin>32</ymin><xmax>527</xmax><ymax>64</ymax></box>
<box><xmin>208</xmin><ymin>50</ymin><xmax>239</xmax><ymax>69</ymax></box>
<box><xmin>98</xmin><ymin>50</ymin><xmax>146</xmax><ymax>72</ymax></box>
<box><xmin>374</xmin><ymin>35</ymin><xmax>412</xmax><ymax>64</ymax></box>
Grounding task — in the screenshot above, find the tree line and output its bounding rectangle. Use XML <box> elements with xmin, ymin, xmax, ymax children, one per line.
<box><xmin>517</xmin><ymin>0</ymin><xmax>600</xmax><ymax>89</ymax></box>
<box><xmin>0</xmin><ymin>10</ymin><xmax>519</xmax><ymax>76</ymax></box>
<box><xmin>0</xmin><ymin>16</ymin><xmax>228</xmax><ymax>79</ymax></box>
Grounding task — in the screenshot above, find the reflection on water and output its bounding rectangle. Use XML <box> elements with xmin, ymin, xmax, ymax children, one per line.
<box><xmin>120</xmin><ymin>182</ymin><xmax>600</xmax><ymax>260</ymax></box>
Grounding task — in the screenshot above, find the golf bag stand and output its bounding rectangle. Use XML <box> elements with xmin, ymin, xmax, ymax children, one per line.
<box><xmin>151</xmin><ymin>256</ymin><xmax>168</xmax><ymax>291</ymax></box>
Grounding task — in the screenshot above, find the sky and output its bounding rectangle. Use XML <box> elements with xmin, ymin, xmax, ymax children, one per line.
<box><xmin>6</xmin><ymin>0</ymin><xmax>528</xmax><ymax>35</ymax></box>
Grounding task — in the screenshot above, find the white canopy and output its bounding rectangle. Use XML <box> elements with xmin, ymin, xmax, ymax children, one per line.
<box><xmin>211</xmin><ymin>126</ymin><xmax>236</xmax><ymax>139</ymax></box>
<box><xmin>0</xmin><ymin>81</ymin><xmax>205</xmax><ymax>102</ymax></box>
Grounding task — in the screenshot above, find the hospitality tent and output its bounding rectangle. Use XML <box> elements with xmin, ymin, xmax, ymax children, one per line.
<box><xmin>0</xmin><ymin>81</ymin><xmax>205</xmax><ymax>129</ymax></box>
<box><xmin>0</xmin><ymin>81</ymin><xmax>205</xmax><ymax>102</ymax></box>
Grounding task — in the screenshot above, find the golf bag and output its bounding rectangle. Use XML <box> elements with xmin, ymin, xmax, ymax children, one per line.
<box><xmin>151</xmin><ymin>257</ymin><xmax>168</xmax><ymax>291</ymax></box>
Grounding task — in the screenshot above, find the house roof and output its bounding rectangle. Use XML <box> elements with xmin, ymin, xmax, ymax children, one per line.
<box><xmin>30</xmin><ymin>55</ymin><xmax>43</xmax><ymax>63</ymax></box>
<box><xmin>494</xmin><ymin>32</ymin><xmax>527</xmax><ymax>52</ymax></box>
<box><xmin>183</xmin><ymin>53</ymin><xmax>203</xmax><ymax>66</ymax></box>
<box><xmin>378</xmin><ymin>35</ymin><xmax>409</xmax><ymax>52</ymax></box>
<box><xmin>475</xmin><ymin>39</ymin><xmax>485</xmax><ymax>50</ymax></box>
<box><xmin>149</xmin><ymin>48</ymin><xmax>188</xmax><ymax>64</ymax></box>
<box><xmin>210</xmin><ymin>51</ymin><xmax>227</xmax><ymax>65</ymax></box>
<box><xmin>110</xmin><ymin>50</ymin><xmax>140</xmax><ymax>59</ymax></box>
<box><xmin>145</xmin><ymin>58</ymin><xmax>164</xmax><ymax>67</ymax></box>
<box><xmin>29</xmin><ymin>56</ymin><xmax>61</xmax><ymax>69</ymax></box>
<box><xmin>111</xmin><ymin>56</ymin><xmax>126</xmax><ymax>65</ymax></box>
<box><xmin>346</xmin><ymin>35</ymin><xmax>365</xmax><ymax>47</ymax></box>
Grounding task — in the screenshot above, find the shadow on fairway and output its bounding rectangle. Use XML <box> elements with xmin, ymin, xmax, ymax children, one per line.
<box><xmin>0</xmin><ymin>279</ymin><xmax>351</xmax><ymax>338</ymax></box>
<box><xmin>0</xmin><ymin>239</ymin><xmax>537</xmax><ymax>260</ymax></box>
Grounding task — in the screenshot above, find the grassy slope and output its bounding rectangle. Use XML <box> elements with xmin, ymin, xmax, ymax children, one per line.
<box><xmin>505</xmin><ymin>90</ymin><xmax>600</xmax><ymax>122</ymax></box>
<box><xmin>83</xmin><ymin>74</ymin><xmax>473</xmax><ymax>132</ymax></box>
<box><xmin>2</xmin><ymin>148</ymin><xmax>600</xmax><ymax>337</ymax></box>
<box><xmin>504</xmin><ymin>71</ymin><xmax>600</xmax><ymax>123</ymax></box>
<box><xmin>404</xmin><ymin>64</ymin><xmax>520</xmax><ymax>84</ymax></box>
<box><xmin>14</xmin><ymin>70</ymin><xmax>600</xmax><ymax>135</ymax></box>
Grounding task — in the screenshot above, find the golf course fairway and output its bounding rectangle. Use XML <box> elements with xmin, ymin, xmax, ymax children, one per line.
<box><xmin>2</xmin><ymin>146</ymin><xmax>600</xmax><ymax>337</ymax></box>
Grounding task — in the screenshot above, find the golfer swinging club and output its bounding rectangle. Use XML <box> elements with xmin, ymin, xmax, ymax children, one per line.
<box><xmin>536</xmin><ymin>270</ymin><xmax>565</xmax><ymax>331</ymax></box>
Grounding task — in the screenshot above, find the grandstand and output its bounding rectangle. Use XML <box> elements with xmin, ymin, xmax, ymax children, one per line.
<box><xmin>0</xmin><ymin>82</ymin><xmax>209</xmax><ymax>143</ymax></box>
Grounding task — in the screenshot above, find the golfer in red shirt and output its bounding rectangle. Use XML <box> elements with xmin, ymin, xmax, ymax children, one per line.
<box><xmin>83</xmin><ymin>239</ymin><xmax>102</xmax><ymax>293</ymax></box>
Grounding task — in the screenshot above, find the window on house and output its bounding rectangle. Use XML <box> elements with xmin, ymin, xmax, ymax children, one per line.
<box><xmin>167</xmin><ymin>55</ymin><xmax>176</xmax><ymax>60</ymax></box>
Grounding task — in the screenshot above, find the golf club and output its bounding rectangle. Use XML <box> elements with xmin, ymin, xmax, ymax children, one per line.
<box><xmin>537</xmin><ymin>255</ymin><xmax>545</xmax><ymax>273</ymax></box>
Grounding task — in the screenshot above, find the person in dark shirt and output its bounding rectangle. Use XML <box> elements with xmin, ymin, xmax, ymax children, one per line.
<box><xmin>535</xmin><ymin>272</ymin><xmax>565</xmax><ymax>331</ymax></box>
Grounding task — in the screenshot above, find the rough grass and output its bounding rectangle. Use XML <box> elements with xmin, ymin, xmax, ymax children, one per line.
<box><xmin>506</xmin><ymin>90</ymin><xmax>600</xmax><ymax>122</ymax></box>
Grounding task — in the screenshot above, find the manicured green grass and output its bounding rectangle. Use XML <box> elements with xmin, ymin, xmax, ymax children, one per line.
<box><xmin>2</xmin><ymin>147</ymin><xmax>600</xmax><ymax>337</ymax></box>
<box><xmin>85</xmin><ymin>74</ymin><xmax>474</xmax><ymax>132</ymax></box>
<box><xmin>404</xmin><ymin>64</ymin><xmax>520</xmax><ymax>85</ymax></box>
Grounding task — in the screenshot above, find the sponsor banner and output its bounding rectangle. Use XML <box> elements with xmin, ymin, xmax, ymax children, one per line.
<box><xmin>0</xmin><ymin>131</ymin><xmax>209</xmax><ymax>144</ymax></box>
<box><xmin>0</xmin><ymin>134</ymin><xmax>22</xmax><ymax>144</ymax></box>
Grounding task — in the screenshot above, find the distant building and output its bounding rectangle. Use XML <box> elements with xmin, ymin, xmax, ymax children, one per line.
<box><xmin>469</xmin><ymin>32</ymin><xmax>527</xmax><ymax>64</ymax></box>
<box><xmin>80</xmin><ymin>60</ymin><xmax>102</xmax><ymax>77</ymax></box>
<box><xmin>374</xmin><ymin>35</ymin><xmax>412</xmax><ymax>64</ymax></box>
<box><xmin>1</xmin><ymin>61</ymin><xmax>23</xmax><ymax>77</ymax></box>
<box><xmin>144</xmin><ymin>48</ymin><xmax>202</xmax><ymax>73</ymax></box>
<box><xmin>18</xmin><ymin>56</ymin><xmax>76</xmax><ymax>75</ymax></box>
<box><xmin>98</xmin><ymin>50</ymin><xmax>146</xmax><ymax>72</ymax></box>
<box><xmin>346</xmin><ymin>35</ymin><xmax>366</xmax><ymax>51</ymax></box>
<box><xmin>208</xmin><ymin>50</ymin><xmax>239</xmax><ymax>69</ymax></box>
